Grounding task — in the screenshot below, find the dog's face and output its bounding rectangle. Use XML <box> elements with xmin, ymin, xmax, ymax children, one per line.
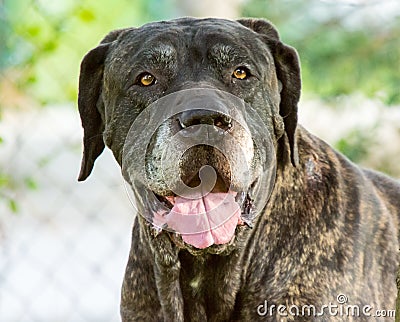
<box><xmin>78</xmin><ymin>18</ymin><xmax>301</xmax><ymax>254</ymax></box>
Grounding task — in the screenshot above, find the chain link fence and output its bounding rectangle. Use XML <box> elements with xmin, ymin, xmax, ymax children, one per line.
<box><xmin>0</xmin><ymin>106</ymin><xmax>134</xmax><ymax>322</ymax></box>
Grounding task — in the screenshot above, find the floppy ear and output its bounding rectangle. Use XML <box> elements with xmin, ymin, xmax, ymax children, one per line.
<box><xmin>78</xmin><ymin>29</ymin><xmax>126</xmax><ymax>181</ymax></box>
<box><xmin>237</xmin><ymin>19</ymin><xmax>301</xmax><ymax>167</ymax></box>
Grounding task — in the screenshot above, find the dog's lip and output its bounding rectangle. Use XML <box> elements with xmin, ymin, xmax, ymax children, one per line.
<box><xmin>155</xmin><ymin>189</ymin><xmax>244</xmax><ymax>208</ymax></box>
<box><xmin>169</xmin><ymin>228</ymin><xmax>241</xmax><ymax>255</ymax></box>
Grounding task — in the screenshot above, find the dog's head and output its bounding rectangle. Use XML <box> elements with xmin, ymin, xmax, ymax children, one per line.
<box><xmin>78</xmin><ymin>18</ymin><xmax>301</xmax><ymax>254</ymax></box>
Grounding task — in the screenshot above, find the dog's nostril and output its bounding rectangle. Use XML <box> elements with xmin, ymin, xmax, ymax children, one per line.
<box><xmin>214</xmin><ymin>115</ymin><xmax>232</xmax><ymax>130</ymax></box>
<box><xmin>191</xmin><ymin>119</ymin><xmax>201</xmax><ymax>126</ymax></box>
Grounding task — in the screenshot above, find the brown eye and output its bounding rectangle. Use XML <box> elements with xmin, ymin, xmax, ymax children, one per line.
<box><xmin>232</xmin><ymin>67</ymin><xmax>248</xmax><ymax>80</ymax></box>
<box><xmin>139</xmin><ymin>73</ymin><xmax>156</xmax><ymax>86</ymax></box>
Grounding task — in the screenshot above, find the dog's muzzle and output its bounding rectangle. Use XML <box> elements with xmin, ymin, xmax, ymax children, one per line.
<box><xmin>122</xmin><ymin>88</ymin><xmax>277</xmax><ymax>250</ymax></box>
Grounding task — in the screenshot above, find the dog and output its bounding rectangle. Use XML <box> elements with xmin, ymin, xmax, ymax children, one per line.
<box><xmin>77</xmin><ymin>18</ymin><xmax>400</xmax><ymax>321</ymax></box>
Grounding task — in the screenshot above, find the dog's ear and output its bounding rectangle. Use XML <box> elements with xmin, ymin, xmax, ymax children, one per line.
<box><xmin>237</xmin><ymin>19</ymin><xmax>301</xmax><ymax>167</ymax></box>
<box><xmin>78</xmin><ymin>29</ymin><xmax>126</xmax><ymax>181</ymax></box>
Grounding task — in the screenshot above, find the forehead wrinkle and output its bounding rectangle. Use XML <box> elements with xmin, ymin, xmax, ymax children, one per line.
<box><xmin>208</xmin><ymin>43</ymin><xmax>263</xmax><ymax>78</ymax></box>
<box><xmin>140</xmin><ymin>44</ymin><xmax>177</xmax><ymax>70</ymax></box>
<box><xmin>208</xmin><ymin>44</ymin><xmax>240</xmax><ymax>67</ymax></box>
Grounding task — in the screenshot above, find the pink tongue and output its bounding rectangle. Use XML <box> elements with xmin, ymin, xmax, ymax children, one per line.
<box><xmin>167</xmin><ymin>192</ymin><xmax>241</xmax><ymax>249</ymax></box>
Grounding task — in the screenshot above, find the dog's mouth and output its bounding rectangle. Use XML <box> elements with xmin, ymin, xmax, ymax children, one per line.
<box><xmin>151</xmin><ymin>174</ymin><xmax>257</xmax><ymax>251</ymax></box>
<box><xmin>154</xmin><ymin>188</ymin><xmax>255</xmax><ymax>222</ymax></box>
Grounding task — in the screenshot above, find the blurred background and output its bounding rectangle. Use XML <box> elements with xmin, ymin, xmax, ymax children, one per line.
<box><xmin>0</xmin><ymin>0</ymin><xmax>399</xmax><ymax>321</ymax></box>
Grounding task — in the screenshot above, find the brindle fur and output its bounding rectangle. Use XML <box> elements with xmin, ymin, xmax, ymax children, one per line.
<box><xmin>77</xmin><ymin>18</ymin><xmax>400</xmax><ymax>321</ymax></box>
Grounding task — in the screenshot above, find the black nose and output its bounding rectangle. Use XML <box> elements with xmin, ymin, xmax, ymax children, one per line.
<box><xmin>178</xmin><ymin>109</ymin><xmax>232</xmax><ymax>131</ymax></box>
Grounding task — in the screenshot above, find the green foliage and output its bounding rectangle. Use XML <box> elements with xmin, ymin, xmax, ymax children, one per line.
<box><xmin>241</xmin><ymin>0</ymin><xmax>400</xmax><ymax>105</ymax></box>
<box><xmin>0</xmin><ymin>151</ymin><xmax>38</xmax><ymax>214</ymax></box>
<box><xmin>0</xmin><ymin>0</ymin><xmax>177</xmax><ymax>105</ymax></box>
<box><xmin>3</xmin><ymin>0</ymin><xmax>397</xmax><ymax>106</ymax></box>
<box><xmin>0</xmin><ymin>167</ymin><xmax>19</xmax><ymax>214</ymax></box>
<box><xmin>334</xmin><ymin>127</ymin><xmax>377</xmax><ymax>163</ymax></box>
<box><xmin>8</xmin><ymin>199</ymin><xmax>18</xmax><ymax>213</ymax></box>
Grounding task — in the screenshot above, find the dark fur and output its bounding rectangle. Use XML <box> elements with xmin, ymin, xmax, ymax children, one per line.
<box><xmin>77</xmin><ymin>18</ymin><xmax>400</xmax><ymax>321</ymax></box>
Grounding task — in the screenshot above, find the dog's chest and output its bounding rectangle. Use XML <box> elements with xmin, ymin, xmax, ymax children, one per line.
<box><xmin>179</xmin><ymin>251</ymin><xmax>243</xmax><ymax>319</ymax></box>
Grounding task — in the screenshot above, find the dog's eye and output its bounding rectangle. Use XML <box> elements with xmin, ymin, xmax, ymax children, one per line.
<box><xmin>232</xmin><ymin>67</ymin><xmax>249</xmax><ymax>80</ymax></box>
<box><xmin>138</xmin><ymin>73</ymin><xmax>157</xmax><ymax>86</ymax></box>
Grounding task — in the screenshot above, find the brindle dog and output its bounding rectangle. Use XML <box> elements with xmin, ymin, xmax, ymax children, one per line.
<box><xmin>77</xmin><ymin>18</ymin><xmax>400</xmax><ymax>321</ymax></box>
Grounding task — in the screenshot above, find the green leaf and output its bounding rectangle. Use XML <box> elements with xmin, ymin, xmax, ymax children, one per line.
<box><xmin>335</xmin><ymin>128</ymin><xmax>376</xmax><ymax>163</ymax></box>
<box><xmin>25</xmin><ymin>177</ymin><xmax>38</xmax><ymax>190</ymax></box>
<box><xmin>42</xmin><ymin>40</ymin><xmax>57</xmax><ymax>53</ymax></box>
<box><xmin>26</xmin><ymin>25</ymin><xmax>41</xmax><ymax>37</ymax></box>
<box><xmin>78</xmin><ymin>8</ymin><xmax>95</xmax><ymax>22</ymax></box>
<box><xmin>8</xmin><ymin>199</ymin><xmax>18</xmax><ymax>213</ymax></box>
